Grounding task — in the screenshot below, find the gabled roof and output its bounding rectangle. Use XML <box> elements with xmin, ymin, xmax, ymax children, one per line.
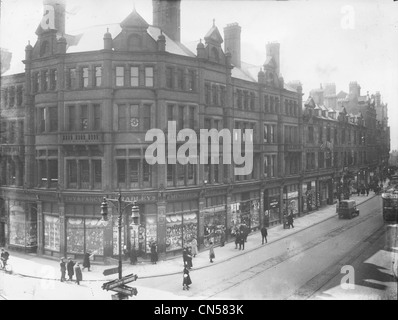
<box><xmin>120</xmin><ymin>8</ymin><xmax>149</xmax><ymax>29</ymax></box>
<box><xmin>336</xmin><ymin>90</ymin><xmax>348</xmax><ymax>99</ymax></box>
<box><xmin>304</xmin><ymin>96</ymin><xmax>315</xmax><ymax>107</ymax></box>
<box><xmin>66</xmin><ymin>24</ymin><xmax>195</xmax><ymax>57</ymax></box>
<box><xmin>204</xmin><ymin>24</ymin><xmax>223</xmax><ymax>44</ymax></box>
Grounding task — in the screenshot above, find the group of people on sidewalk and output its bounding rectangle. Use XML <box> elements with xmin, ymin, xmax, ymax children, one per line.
<box><xmin>60</xmin><ymin>251</ymin><xmax>93</xmax><ymax>285</ymax></box>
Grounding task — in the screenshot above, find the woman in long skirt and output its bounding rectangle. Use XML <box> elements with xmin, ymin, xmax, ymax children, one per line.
<box><xmin>183</xmin><ymin>264</ymin><xmax>192</xmax><ymax>290</ymax></box>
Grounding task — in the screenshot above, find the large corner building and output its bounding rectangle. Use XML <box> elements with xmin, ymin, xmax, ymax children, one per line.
<box><xmin>0</xmin><ymin>0</ymin><xmax>390</xmax><ymax>261</ymax></box>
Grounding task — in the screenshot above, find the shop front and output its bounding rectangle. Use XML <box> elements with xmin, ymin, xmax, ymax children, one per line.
<box><xmin>283</xmin><ymin>189</ymin><xmax>299</xmax><ymax>218</ymax></box>
<box><xmin>302</xmin><ymin>181</ymin><xmax>319</xmax><ymax>213</ymax></box>
<box><xmin>230</xmin><ymin>191</ymin><xmax>261</xmax><ymax>232</ymax></box>
<box><xmin>165</xmin><ymin>200</ymin><xmax>198</xmax><ymax>253</ymax></box>
<box><xmin>264</xmin><ymin>188</ymin><xmax>281</xmax><ymax>226</ymax></box>
<box><xmin>67</xmin><ymin>217</ymin><xmax>104</xmax><ymax>256</ymax></box>
<box><xmin>203</xmin><ymin>205</ymin><xmax>226</xmax><ymax>248</ymax></box>
<box><xmin>319</xmin><ymin>177</ymin><xmax>333</xmax><ymax>205</ymax></box>
<box><xmin>8</xmin><ymin>200</ymin><xmax>37</xmax><ymax>253</ymax></box>
<box><xmin>128</xmin><ymin>203</ymin><xmax>157</xmax><ymax>257</ymax></box>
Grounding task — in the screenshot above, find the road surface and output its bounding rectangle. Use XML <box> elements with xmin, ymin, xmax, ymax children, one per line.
<box><xmin>0</xmin><ymin>195</ymin><xmax>396</xmax><ymax>300</ymax></box>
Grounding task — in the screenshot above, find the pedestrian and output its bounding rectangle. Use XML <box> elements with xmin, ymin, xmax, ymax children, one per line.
<box><xmin>0</xmin><ymin>248</ymin><xmax>9</xmax><ymax>269</ymax></box>
<box><xmin>74</xmin><ymin>262</ymin><xmax>83</xmax><ymax>285</ymax></box>
<box><xmin>243</xmin><ymin>224</ymin><xmax>249</xmax><ymax>242</ymax></box>
<box><xmin>182</xmin><ymin>246</ymin><xmax>188</xmax><ymax>266</ymax></box>
<box><xmin>357</xmin><ymin>187</ymin><xmax>360</xmax><ymax>196</ymax></box>
<box><xmin>234</xmin><ymin>227</ymin><xmax>240</xmax><ymax>249</ymax></box>
<box><xmin>287</xmin><ymin>211</ymin><xmax>294</xmax><ymax>229</ymax></box>
<box><xmin>82</xmin><ymin>251</ymin><xmax>91</xmax><ymax>272</ymax></box>
<box><xmin>186</xmin><ymin>247</ymin><xmax>193</xmax><ymax>269</ymax></box>
<box><xmin>366</xmin><ymin>186</ymin><xmax>370</xmax><ymax>196</ymax></box>
<box><xmin>261</xmin><ymin>225</ymin><xmax>268</xmax><ymax>244</ymax></box>
<box><xmin>209</xmin><ymin>242</ymin><xmax>215</xmax><ymax>263</ymax></box>
<box><xmin>150</xmin><ymin>242</ymin><xmax>158</xmax><ymax>265</ymax></box>
<box><xmin>60</xmin><ymin>258</ymin><xmax>66</xmax><ymax>282</ymax></box>
<box><xmin>182</xmin><ymin>263</ymin><xmax>192</xmax><ymax>291</ymax></box>
<box><xmin>239</xmin><ymin>231</ymin><xmax>245</xmax><ymax>250</ymax></box>
<box><xmin>190</xmin><ymin>237</ymin><xmax>198</xmax><ymax>258</ymax></box>
<box><xmin>220</xmin><ymin>228</ymin><xmax>226</xmax><ymax>247</ymax></box>
<box><xmin>123</xmin><ymin>245</ymin><xmax>129</xmax><ymax>261</ymax></box>
<box><xmin>130</xmin><ymin>247</ymin><xmax>138</xmax><ymax>265</ymax></box>
<box><xmin>67</xmin><ymin>258</ymin><xmax>75</xmax><ymax>281</ymax></box>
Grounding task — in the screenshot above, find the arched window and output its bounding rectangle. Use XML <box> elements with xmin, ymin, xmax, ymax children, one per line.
<box><xmin>128</xmin><ymin>34</ymin><xmax>142</xmax><ymax>51</ymax></box>
<box><xmin>40</xmin><ymin>41</ymin><xmax>49</xmax><ymax>57</ymax></box>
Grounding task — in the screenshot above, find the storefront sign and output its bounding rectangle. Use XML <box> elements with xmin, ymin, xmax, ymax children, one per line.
<box><xmin>284</xmin><ymin>191</ymin><xmax>298</xmax><ymax>199</ymax></box>
<box><xmin>166</xmin><ymin>192</ymin><xmax>198</xmax><ymax>201</ymax></box>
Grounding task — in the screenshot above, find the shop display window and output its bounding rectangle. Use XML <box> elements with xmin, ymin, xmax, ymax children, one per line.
<box><xmin>67</xmin><ymin>218</ymin><xmax>84</xmax><ymax>254</ymax></box>
<box><xmin>44</xmin><ymin>215</ymin><xmax>60</xmax><ymax>251</ymax></box>
<box><xmin>85</xmin><ymin>218</ymin><xmax>104</xmax><ymax>256</ymax></box>
<box><xmin>166</xmin><ymin>214</ymin><xmax>183</xmax><ymax>251</ymax></box>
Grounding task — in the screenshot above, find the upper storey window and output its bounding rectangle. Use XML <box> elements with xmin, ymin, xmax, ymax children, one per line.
<box><xmin>130</xmin><ymin>67</ymin><xmax>139</xmax><ymax>87</ymax></box>
<box><xmin>94</xmin><ymin>66</ymin><xmax>102</xmax><ymax>87</ymax></box>
<box><xmin>145</xmin><ymin>67</ymin><xmax>154</xmax><ymax>87</ymax></box>
<box><xmin>67</xmin><ymin>68</ymin><xmax>77</xmax><ymax>89</ymax></box>
<box><xmin>82</xmin><ymin>67</ymin><xmax>89</xmax><ymax>88</ymax></box>
<box><xmin>116</xmin><ymin>66</ymin><xmax>125</xmax><ymax>87</ymax></box>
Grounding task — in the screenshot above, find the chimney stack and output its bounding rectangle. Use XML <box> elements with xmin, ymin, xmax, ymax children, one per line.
<box><xmin>224</xmin><ymin>23</ymin><xmax>241</xmax><ymax>68</ymax></box>
<box><xmin>266</xmin><ymin>42</ymin><xmax>280</xmax><ymax>77</ymax></box>
<box><xmin>41</xmin><ymin>0</ymin><xmax>66</xmax><ymax>35</ymax></box>
<box><xmin>152</xmin><ymin>0</ymin><xmax>181</xmax><ymax>42</ymax></box>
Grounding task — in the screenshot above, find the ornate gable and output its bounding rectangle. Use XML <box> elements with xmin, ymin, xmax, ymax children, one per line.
<box><xmin>203</xmin><ymin>21</ymin><xmax>225</xmax><ymax>64</ymax></box>
<box><xmin>113</xmin><ymin>8</ymin><xmax>156</xmax><ymax>52</ymax></box>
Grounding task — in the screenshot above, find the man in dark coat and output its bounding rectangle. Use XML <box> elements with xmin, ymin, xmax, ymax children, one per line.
<box><xmin>239</xmin><ymin>231</ymin><xmax>245</xmax><ymax>250</ymax></box>
<box><xmin>182</xmin><ymin>247</ymin><xmax>188</xmax><ymax>266</ymax></box>
<box><xmin>287</xmin><ymin>211</ymin><xmax>294</xmax><ymax>229</ymax></box>
<box><xmin>220</xmin><ymin>228</ymin><xmax>226</xmax><ymax>247</ymax></box>
<box><xmin>150</xmin><ymin>243</ymin><xmax>158</xmax><ymax>265</ymax></box>
<box><xmin>60</xmin><ymin>258</ymin><xmax>66</xmax><ymax>282</ymax></box>
<box><xmin>182</xmin><ymin>263</ymin><xmax>192</xmax><ymax>290</ymax></box>
<box><xmin>234</xmin><ymin>227</ymin><xmax>240</xmax><ymax>249</ymax></box>
<box><xmin>67</xmin><ymin>258</ymin><xmax>75</xmax><ymax>281</ymax></box>
<box><xmin>82</xmin><ymin>252</ymin><xmax>91</xmax><ymax>271</ymax></box>
<box><xmin>261</xmin><ymin>225</ymin><xmax>268</xmax><ymax>244</ymax></box>
<box><xmin>186</xmin><ymin>247</ymin><xmax>193</xmax><ymax>269</ymax></box>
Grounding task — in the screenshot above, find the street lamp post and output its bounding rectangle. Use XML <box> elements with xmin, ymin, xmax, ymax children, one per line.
<box><xmin>100</xmin><ymin>193</ymin><xmax>140</xmax><ymax>283</ymax></box>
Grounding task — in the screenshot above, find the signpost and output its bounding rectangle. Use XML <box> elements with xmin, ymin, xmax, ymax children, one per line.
<box><xmin>102</xmin><ymin>273</ymin><xmax>138</xmax><ymax>299</ymax></box>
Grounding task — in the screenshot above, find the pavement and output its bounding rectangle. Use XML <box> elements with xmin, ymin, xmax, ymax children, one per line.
<box><xmin>2</xmin><ymin>192</ymin><xmax>381</xmax><ymax>283</ymax></box>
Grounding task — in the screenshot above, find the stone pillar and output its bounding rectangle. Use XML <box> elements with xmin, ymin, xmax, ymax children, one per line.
<box><xmin>156</xmin><ymin>200</ymin><xmax>167</xmax><ymax>258</ymax></box>
<box><xmin>198</xmin><ymin>194</ymin><xmax>206</xmax><ymax>249</ymax></box>
<box><xmin>36</xmin><ymin>200</ymin><xmax>44</xmax><ymax>255</ymax></box>
<box><xmin>59</xmin><ymin>202</ymin><xmax>66</xmax><ymax>257</ymax></box>
<box><xmin>225</xmin><ymin>190</ymin><xmax>232</xmax><ymax>240</ymax></box>
<box><xmin>298</xmin><ymin>178</ymin><xmax>303</xmax><ymax>217</ymax></box>
<box><xmin>259</xmin><ymin>189</ymin><xmax>265</xmax><ymax>226</ymax></box>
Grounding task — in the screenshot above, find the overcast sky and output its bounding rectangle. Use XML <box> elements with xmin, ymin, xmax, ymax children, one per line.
<box><xmin>1</xmin><ymin>0</ymin><xmax>397</xmax><ymax>150</ymax></box>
